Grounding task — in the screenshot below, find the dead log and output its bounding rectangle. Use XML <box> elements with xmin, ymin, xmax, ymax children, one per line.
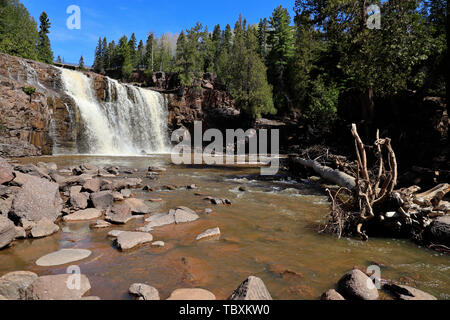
<box><xmin>293</xmin><ymin>157</ymin><xmax>356</xmax><ymax>190</ymax></box>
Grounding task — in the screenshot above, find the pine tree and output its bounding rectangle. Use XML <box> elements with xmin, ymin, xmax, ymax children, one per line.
<box><xmin>93</xmin><ymin>37</ymin><xmax>104</xmax><ymax>72</ymax></box>
<box><xmin>267</xmin><ymin>6</ymin><xmax>295</xmax><ymax>111</ymax></box>
<box><xmin>79</xmin><ymin>56</ymin><xmax>85</xmax><ymax>69</ymax></box>
<box><xmin>128</xmin><ymin>33</ymin><xmax>137</xmax><ymax>68</ymax></box>
<box><xmin>118</xmin><ymin>35</ymin><xmax>132</xmax><ymax>79</ymax></box>
<box><xmin>37</xmin><ymin>11</ymin><xmax>53</xmax><ymax>63</ymax></box>
<box><xmin>174</xmin><ymin>31</ymin><xmax>190</xmax><ymax>85</ymax></box>
<box><xmin>56</xmin><ymin>55</ymin><xmax>61</xmax><ymax>63</ymax></box>
<box><xmin>144</xmin><ymin>32</ymin><xmax>155</xmax><ymax>73</ymax></box>
<box><xmin>137</xmin><ymin>39</ymin><xmax>144</xmax><ymax>69</ymax></box>
<box><xmin>257</xmin><ymin>18</ymin><xmax>268</xmax><ymax>61</ymax></box>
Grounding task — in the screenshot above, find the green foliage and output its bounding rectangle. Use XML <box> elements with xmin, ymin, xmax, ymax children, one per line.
<box><xmin>0</xmin><ymin>0</ymin><xmax>40</xmax><ymax>60</ymax></box>
<box><xmin>78</xmin><ymin>56</ymin><xmax>85</xmax><ymax>69</ymax></box>
<box><xmin>22</xmin><ymin>86</ymin><xmax>35</xmax><ymax>102</ymax></box>
<box><xmin>37</xmin><ymin>11</ymin><xmax>53</xmax><ymax>63</ymax></box>
<box><xmin>302</xmin><ymin>77</ymin><xmax>339</xmax><ymax>127</ymax></box>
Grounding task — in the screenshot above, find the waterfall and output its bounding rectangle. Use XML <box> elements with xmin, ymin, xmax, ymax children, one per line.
<box><xmin>58</xmin><ymin>68</ymin><xmax>169</xmax><ymax>155</ymax></box>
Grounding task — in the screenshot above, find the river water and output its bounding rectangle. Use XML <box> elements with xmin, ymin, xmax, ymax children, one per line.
<box><xmin>0</xmin><ymin>155</ymin><xmax>448</xmax><ymax>300</ymax></box>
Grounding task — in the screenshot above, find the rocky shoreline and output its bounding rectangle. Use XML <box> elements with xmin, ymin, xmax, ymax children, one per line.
<box><xmin>0</xmin><ymin>155</ymin><xmax>444</xmax><ymax>300</ymax></box>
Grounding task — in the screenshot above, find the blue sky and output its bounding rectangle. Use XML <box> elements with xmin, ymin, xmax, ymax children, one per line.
<box><xmin>22</xmin><ymin>0</ymin><xmax>295</xmax><ymax>66</ymax></box>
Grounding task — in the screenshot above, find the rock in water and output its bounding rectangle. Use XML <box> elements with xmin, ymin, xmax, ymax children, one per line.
<box><xmin>337</xmin><ymin>269</ymin><xmax>379</xmax><ymax>300</ymax></box>
<box><xmin>30</xmin><ymin>219</ymin><xmax>59</xmax><ymax>238</ymax></box>
<box><xmin>229</xmin><ymin>276</ymin><xmax>272</xmax><ymax>300</ymax></box>
<box><xmin>0</xmin><ymin>271</ymin><xmax>38</xmax><ymax>300</ymax></box>
<box><xmin>63</xmin><ymin>209</ymin><xmax>102</xmax><ymax>222</ymax></box>
<box><xmin>383</xmin><ymin>283</ymin><xmax>437</xmax><ymax>300</ymax></box>
<box><xmin>11</xmin><ymin>174</ymin><xmax>62</xmax><ymax>223</ymax></box>
<box><xmin>36</xmin><ymin>249</ymin><xmax>92</xmax><ymax>267</ymax></box>
<box><xmin>105</xmin><ymin>204</ymin><xmax>133</xmax><ymax>225</ymax></box>
<box><xmin>90</xmin><ymin>191</ymin><xmax>114</xmax><ymax>210</ymax></box>
<box><xmin>129</xmin><ymin>283</ymin><xmax>160</xmax><ymax>300</ymax></box>
<box><xmin>152</xmin><ymin>241</ymin><xmax>165</xmax><ymax>247</ymax></box>
<box><xmin>90</xmin><ymin>220</ymin><xmax>111</xmax><ymax>229</ymax></box>
<box><xmin>321</xmin><ymin>289</ymin><xmax>345</xmax><ymax>300</ymax></box>
<box><xmin>70</xmin><ymin>193</ymin><xmax>89</xmax><ymax>210</ymax></box>
<box><xmin>196</xmin><ymin>227</ymin><xmax>221</xmax><ymax>241</ymax></box>
<box><xmin>174</xmin><ymin>207</ymin><xmax>199</xmax><ymax>224</ymax></box>
<box><xmin>0</xmin><ymin>158</ymin><xmax>14</xmax><ymax>185</ymax></box>
<box><xmin>0</xmin><ymin>215</ymin><xmax>15</xmax><ymax>249</ymax></box>
<box><xmin>428</xmin><ymin>216</ymin><xmax>450</xmax><ymax>247</ymax></box>
<box><xmin>115</xmin><ymin>232</ymin><xmax>153</xmax><ymax>251</ymax></box>
<box><xmin>167</xmin><ymin>288</ymin><xmax>216</xmax><ymax>300</ymax></box>
<box><xmin>124</xmin><ymin>198</ymin><xmax>150</xmax><ymax>215</ymax></box>
<box><xmin>25</xmin><ymin>274</ymin><xmax>91</xmax><ymax>300</ymax></box>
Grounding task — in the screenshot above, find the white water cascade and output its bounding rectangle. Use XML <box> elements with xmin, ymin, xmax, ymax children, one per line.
<box><xmin>59</xmin><ymin>68</ymin><xmax>169</xmax><ymax>155</ymax></box>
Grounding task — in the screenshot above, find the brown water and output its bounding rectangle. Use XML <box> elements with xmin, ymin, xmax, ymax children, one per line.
<box><xmin>0</xmin><ymin>155</ymin><xmax>449</xmax><ymax>300</ymax></box>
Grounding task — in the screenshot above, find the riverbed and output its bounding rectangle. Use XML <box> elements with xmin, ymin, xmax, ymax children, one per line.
<box><xmin>0</xmin><ymin>155</ymin><xmax>449</xmax><ymax>300</ymax></box>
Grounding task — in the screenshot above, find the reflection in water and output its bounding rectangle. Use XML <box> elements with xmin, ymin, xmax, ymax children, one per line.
<box><xmin>1</xmin><ymin>155</ymin><xmax>449</xmax><ymax>300</ymax></box>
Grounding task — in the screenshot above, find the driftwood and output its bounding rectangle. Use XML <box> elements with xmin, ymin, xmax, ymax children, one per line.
<box><xmin>317</xmin><ymin>124</ymin><xmax>450</xmax><ymax>242</ymax></box>
<box><xmin>293</xmin><ymin>158</ymin><xmax>356</xmax><ymax>190</ymax></box>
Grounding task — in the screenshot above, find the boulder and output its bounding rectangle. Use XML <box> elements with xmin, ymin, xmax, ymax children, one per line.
<box><xmin>0</xmin><ymin>271</ymin><xmax>38</xmax><ymax>300</ymax></box>
<box><xmin>105</xmin><ymin>204</ymin><xmax>133</xmax><ymax>225</ymax></box>
<box><xmin>112</xmin><ymin>191</ymin><xmax>124</xmax><ymax>201</ymax></box>
<box><xmin>120</xmin><ymin>189</ymin><xmax>132</xmax><ymax>198</ymax></box>
<box><xmin>11</xmin><ymin>174</ymin><xmax>62</xmax><ymax>223</ymax></box>
<box><xmin>321</xmin><ymin>289</ymin><xmax>346</xmax><ymax>300</ymax></box>
<box><xmin>114</xmin><ymin>231</ymin><xmax>153</xmax><ymax>251</ymax></box>
<box><xmin>337</xmin><ymin>269</ymin><xmax>379</xmax><ymax>300</ymax></box>
<box><xmin>144</xmin><ymin>212</ymin><xmax>176</xmax><ymax>229</ymax></box>
<box><xmin>30</xmin><ymin>218</ymin><xmax>59</xmax><ymax>238</ymax></box>
<box><xmin>70</xmin><ymin>192</ymin><xmax>89</xmax><ymax>210</ymax></box>
<box><xmin>383</xmin><ymin>283</ymin><xmax>437</xmax><ymax>300</ymax></box>
<box><xmin>196</xmin><ymin>227</ymin><xmax>221</xmax><ymax>241</ymax></box>
<box><xmin>25</xmin><ymin>274</ymin><xmax>91</xmax><ymax>300</ymax></box>
<box><xmin>90</xmin><ymin>191</ymin><xmax>114</xmax><ymax>210</ymax></box>
<box><xmin>0</xmin><ymin>215</ymin><xmax>15</xmax><ymax>249</ymax></box>
<box><xmin>129</xmin><ymin>283</ymin><xmax>160</xmax><ymax>300</ymax></box>
<box><xmin>124</xmin><ymin>198</ymin><xmax>150</xmax><ymax>215</ymax></box>
<box><xmin>108</xmin><ymin>230</ymin><xmax>124</xmax><ymax>238</ymax></box>
<box><xmin>14</xmin><ymin>164</ymin><xmax>51</xmax><ymax>181</ymax></box>
<box><xmin>112</xmin><ymin>178</ymin><xmax>142</xmax><ymax>191</ymax></box>
<box><xmin>167</xmin><ymin>288</ymin><xmax>216</xmax><ymax>300</ymax></box>
<box><xmin>14</xmin><ymin>226</ymin><xmax>26</xmax><ymax>239</ymax></box>
<box><xmin>229</xmin><ymin>276</ymin><xmax>272</xmax><ymax>300</ymax></box>
<box><xmin>36</xmin><ymin>249</ymin><xmax>92</xmax><ymax>267</ymax></box>
<box><xmin>63</xmin><ymin>209</ymin><xmax>103</xmax><ymax>222</ymax></box>
<box><xmin>82</xmin><ymin>178</ymin><xmax>101</xmax><ymax>193</ymax></box>
<box><xmin>0</xmin><ymin>158</ymin><xmax>14</xmax><ymax>185</ymax></box>
<box><xmin>0</xmin><ymin>193</ymin><xmax>14</xmax><ymax>215</ymax></box>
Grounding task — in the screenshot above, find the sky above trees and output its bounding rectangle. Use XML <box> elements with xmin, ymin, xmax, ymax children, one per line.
<box><xmin>22</xmin><ymin>0</ymin><xmax>295</xmax><ymax>65</ymax></box>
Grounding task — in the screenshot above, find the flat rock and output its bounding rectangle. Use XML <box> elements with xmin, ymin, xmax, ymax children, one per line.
<box><xmin>36</xmin><ymin>249</ymin><xmax>92</xmax><ymax>267</ymax></box>
<box><xmin>64</xmin><ymin>209</ymin><xmax>103</xmax><ymax>222</ymax></box>
<box><xmin>108</xmin><ymin>230</ymin><xmax>124</xmax><ymax>238</ymax></box>
<box><xmin>0</xmin><ymin>158</ymin><xmax>14</xmax><ymax>185</ymax></box>
<box><xmin>115</xmin><ymin>231</ymin><xmax>153</xmax><ymax>251</ymax></box>
<box><xmin>0</xmin><ymin>215</ymin><xmax>15</xmax><ymax>249</ymax></box>
<box><xmin>90</xmin><ymin>219</ymin><xmax>111</xmax><ymax>229</ymax></box>
<box><xmin>121</xmin><ymin>189</ymin><xmax>132</xmax><ymax>198</ymax></box>
<box><xmin>90</xmin><ymin>191</ymin><xmax>114</xmax><ymax>210</ymax></box>
<box><xmin>167</xmin><ymin>288</ymin><xmax>216</xmax><ymax>300</ymax></box>
<box><xmin>321</xmin><ymin>289</ymin><xmax>345</xmax><ymax>300</ymax></box>
<box><xmin>25</xmin><ymin>274</ymin><xmax>91</xmax><ymax>300</ymax></box>
<box><xmin>229</xmin><ymin>276</ymin><xmax>272</xmax><ymax>300</ymax></box>
<box><xmin>144</xmin><ymin>212</ymin><xmax>176</xmax><ymax>228</ymax></box>
<box><xmin>383</xmin><ymin>283</ymin><xmax>437</xmax><ymax>300</ymax></box>
<box><xmin>11</xmin><ymin>174</ymin><xmax>62</xmax><ymax>223</ymax></box>
<box><xmin>30</xmin><ymin>219</ymin><xmax>59</xmax><ymax>238</ymax></box>
<box><xmin>113</xmin><ymin>178</ymin><xmax>142</xmax><ymax>191</ymax></box>
<box><xmin>196</xmin><ymin>227</ymin><xmax>221</xmax><ymax>241</ymax></box>
<box><xmin>14</xmin><ymin>226</ymin><xmax>26</xmax><ymax>239</ymax></box>
<box><xmin>337</xmin><ymin>269</ymin><xmax>379</xmax><ymax>300</ymax></box>
<box><xmin>174</xmin><ymin>207</ymin><xmax>200</xmax><ymax>224</ymax></box>
<box><xmin>129</xmin><ymin>283</ymin><xmax>160</xmax><ymax>300</ymax></box>
<box><xmin>0</xmin><ymin>271</ymin><xmax>38</xmax><ymax>300</ymax></box>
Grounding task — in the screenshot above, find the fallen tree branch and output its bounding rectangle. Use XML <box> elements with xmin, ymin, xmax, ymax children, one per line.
<box><xmin>293</xmin><ymin>157</ymin><xmax>356</xmax><ymax>190</ymax></box>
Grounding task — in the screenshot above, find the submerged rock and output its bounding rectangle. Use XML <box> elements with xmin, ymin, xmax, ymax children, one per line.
<box><xmin>152</xmin><ymin>241</ymin><xmax>165</xmax><ymax>247</ymax></box>
<box><xmin>90</xmin><ymin>219</ymin><xmax>111</xmax><ymax>229</ymax></box>
<box><xmin>129</xmin><ymin>283</ymin><xmax>160</xmax><ymax>300</ymax></box>
<box><xmin>229</xmin><ymin>276</ymin><xmax>272</xmax><ymax>300</ymax></box>
<box><xmin>196</xmin><ymin>227</ymin><xmax>221</xmax><ymax>241</ymax></box>
<box><xmin>25</xmin><ymin>274</ymin><xmax>91</xmax><ymax>300</ymax></box>
<box><xmin>0</xmin><ymin>271</ymin><xmax>38</xmax><ymax>300</ymax></box>
<box><xmin>63</xmin><ymin>209</ymin><xmax>102</xmax><ymax>222</ymax></box>
<box><xmin>0</xmin><ymin>215</ymin><xmax>15</xmax><ymax>249</ymax></box>
<box><xmin>36</xmin><ymin>249</ymin><xmax>92</xmax><ymax>267</ymax></box>
<box><xmin>114</xmin><ymin>231</ymin><xmax>153</xmax><ymax>251</ymax></box>
<box><xmin>167</xmin><ymin>288</ymin><xmax>216</xmax><ymax>300</ymax></box>
<box><xmin>337</xmin><ymin>269</ymin><xmax>379</xmax><ymax>300</ymax></box>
